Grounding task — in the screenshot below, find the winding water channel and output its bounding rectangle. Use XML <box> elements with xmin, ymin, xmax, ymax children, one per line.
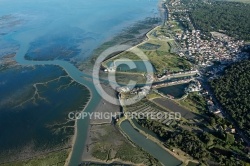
<box><xmin>14</xmin><ymin>34</ymin><xmax>102</xmax><ymax>166</ymax></box>
<box><xmin>121</xmin><ymin>120</ymin><xmax>182</xmax><ymax>166</ymax></box>
<box><xmin>14</xmin><ymin>36</ymin><xmax>182</xmax><ymax>166</ymax></box>
<box><xmin>14</xmin><ymin>42</ymin><xmax>182</xmax><ymax>166</ymax></box>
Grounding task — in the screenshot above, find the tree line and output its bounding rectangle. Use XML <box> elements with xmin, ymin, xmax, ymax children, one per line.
<box><xmin>183</xmin><ymin>0</ymin><xmax>250</xmax><ymax>41</ymax></box>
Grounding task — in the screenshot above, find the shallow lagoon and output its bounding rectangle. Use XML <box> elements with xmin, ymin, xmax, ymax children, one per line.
<box><xmin>1</xmin><ymin>0</ymin><xmax>159</xmax><ymax>61</ymax></box>
<box><xmin>158</xmin><ymin>83</ymin><xmax>189</xmax><ymax>98</ymax></box>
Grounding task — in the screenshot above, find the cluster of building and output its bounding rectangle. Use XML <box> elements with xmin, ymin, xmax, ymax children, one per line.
<box><xmin>167</xmin><ymin>0</ymin><xmax>188</xmax><ymax>18</ymax></box>
<box><xmin>179</xmin><ymin>30</ymin><xmax>245</xmax><ymax>66</ymax></box>
<box><xmin>157</xmin><ymin>69</ymin><xmax>198</xmax><ymax>81</ymax></box>
<box><xmin>117</xmin><ymin>86</ymin><xmax>151</xmax><ymax>97</ymax></box>
<box><xmin>117</xmin><ymin>86</ymin><xmax>132</xmax><ymax>93</ymax></box>
<box><xmin>167</xmin><ymin>0</ymin><xmax>194</xmax><ymax>29</ymax></box>
<box><xmin>216</xmin><ymin>124</ymin><xmax>236</xmax><ymax>134</ymax></box>
<box><xmin>167</xmin><ymin>0</ymin><xmax>248</xmax><ymax>67</ymax></box>
<box><xmin>104</xmin><ymin>66</ymin><xmax>116</xmax><ymax>73</ymax></box>
<box><xmin>201</xmin><ymin>90</ymin><xmax>222</xmax><ymax>115</ymax></box>
<box><xmin>185</xmin><ymin>80</ymin><xmax>201</xmax><ymax>93</ymax></box>
<box><xmin>145</xmin><ymin>73</ymin><xmax>155</xmax><ymax>82</ymax></box>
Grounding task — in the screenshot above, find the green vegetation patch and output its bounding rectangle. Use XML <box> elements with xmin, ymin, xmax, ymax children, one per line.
<box><xmin>110</xmin><ymin>50</ymin><xmax>191</xmax><ymax>74</ymax></box>
<box><xmin>146</xmin><ymin>91</ymin><xmax>162</xmax><ymax>100</ymax></box>
<box><xmin>103</xmin><ymin>25</ymin><xmax>191</xmax><ymax>74</ymax></box>
<box><xmin>114</xmin><ymin>72</ymin><xmax>146</xmax><ymax>85</ymax></box>
<box><xmin>90</xmin><ymin>125</ymin><xmax>160</xmax><ymax>165</ymax></box>
<box><xmin>2</xmin><ymin>149</ymin><xmax>69</xmax><ymax>166</ymax></box>
<box><xmin>185</xmin><ymin>0</ymin><xmax>250</xmax><ymax>40</ymax></box>
<box><xmin>138</xmin><ymin>43</ymin><xmax>161</xmax><ymax>50</ymax></box>
<box><xmin>178</xmin><ymin>92</ymin><xmax>207</xmax><ymax>113</ymax></box>
<box><xmin>210</xmin><ymin>60</ymin><xmax>250</xmax><ymax>138</ymax></box>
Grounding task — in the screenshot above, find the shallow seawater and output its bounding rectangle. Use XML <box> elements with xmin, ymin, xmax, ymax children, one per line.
<box><xmin>0</xmin><ymin>65</ymin><xmax>90</xmax><ymax>162</ymax></box>
<box><xmin>0</xmin><ymin>0</ymin><xmax>161</xmax><ymax>164</ymax></box>
<box><xmin>1</xmin><ymin>0</ymin><xmax>159</xmax><ymax>61</ymax></box>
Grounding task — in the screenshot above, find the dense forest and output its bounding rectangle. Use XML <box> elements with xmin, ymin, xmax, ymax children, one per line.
<box><xmin>186</xmin><ymin>0</ymin><xmax>250</xmax><ymax>40</ymax></box>
<box><xmin>137</xmin><ymin>119</ymin><xmax>208</xmax><ymax>161</ymax></box>
<box><xmin>137</xmin><ymin>119</ymin><xmax>248</xmax><ymax>165</ymax></box>
<box><xmin>210</xmin><ymin>60</ymin><xmax>250</xmax><ymax>138</ymax></box>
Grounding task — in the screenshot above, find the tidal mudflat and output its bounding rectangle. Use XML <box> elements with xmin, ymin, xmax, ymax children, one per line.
<box><xmin>0</xmin><ymin>0</ymin><xmax>162</xmax><ymax>165</ymax></box>
<box><xmin>0</xmin><ymin>65</ymin><xmax>90</xmax><ymax>164</ymax></box>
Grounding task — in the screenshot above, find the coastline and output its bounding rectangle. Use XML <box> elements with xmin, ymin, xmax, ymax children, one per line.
<box><xmin>2</xmin><ymin>0</ymin><xmax>166</xmax><ymax>165</ymax></box>
<box><xmin>101</xmin><ymin>25</ymin><xmax>161</xmax><ymax>69</ymax></box>
<box><xmin>65</xmin><ymin>21</ymin><xmax>161</xmax><ymax>166</ymax></box>
<box><xmin>4</xmin><ymin>0</ymin><xmax>249</xmax><ymax>165</ymax></box>
<box><xmin>101</xmin><ymin>0</ymin><xmax>169</xmax><ymax>74</ymax></box>
<box><xmin>67</xmin><ymin>0</ymin><xmax>168</xmax><ymax>165</ymax></box>
<box><xmin>78</xmin><ymin>25</ymin><xmax>160</xmax><ymax>164</ymax></box>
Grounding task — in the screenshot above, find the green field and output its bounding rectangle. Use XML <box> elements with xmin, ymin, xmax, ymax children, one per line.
<box><xmin>178</xmin><ymin>92</ymin><xmax>207</xmax><ymax>114</ymax></box>
<box><xmin>103</xmin><ymin>26</ymin><xmax>192</xmax><ymax>74</ymax></box>
<box><xmin>108</xmin><ymin>51</ymin><xmax>191</xmax><ymax>73</ymax></box>
<box><xmin>114</xmin><ymin>72</ymin><xmax>147</xmax><ymax>85</ymax></box>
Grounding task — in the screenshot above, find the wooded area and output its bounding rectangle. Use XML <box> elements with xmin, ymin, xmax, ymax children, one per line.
<box><xmin>210</xmin><ymin>60</ymin><xmax>250</xmax><ymax>138</ymax></box>
<box><xmin>186</xmin><ymin>1</ymin><xmax>250</xmax><ymax>40</ymax></box>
